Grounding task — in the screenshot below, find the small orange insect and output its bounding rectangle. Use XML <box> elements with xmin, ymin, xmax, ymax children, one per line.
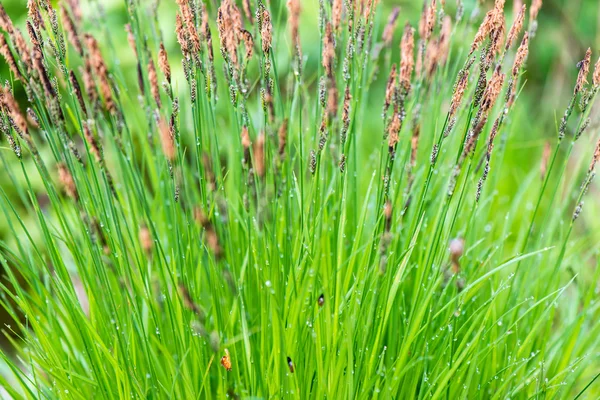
<box><xmin>221</xmin><ymin>349</ymin><xmax>232</xmax><ymax>371</ymax></box>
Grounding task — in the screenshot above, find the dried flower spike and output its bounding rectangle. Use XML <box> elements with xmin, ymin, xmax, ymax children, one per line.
<box><xmin>574</xmin><ymin>48</ymin><xmax>591</xmax><ymax>95</ymax></box>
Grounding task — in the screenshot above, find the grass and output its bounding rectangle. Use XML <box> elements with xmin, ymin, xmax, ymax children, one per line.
<box><xmin>0</xmin><ymin>0</ymin><xmax>599</xmax><ymax>398</ymax></box>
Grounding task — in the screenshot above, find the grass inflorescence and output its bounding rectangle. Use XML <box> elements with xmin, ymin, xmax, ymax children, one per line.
<box><xmin>0</xmin><ymin>0</ymin><xmax>599</xmax><ymax>398</ymax></box>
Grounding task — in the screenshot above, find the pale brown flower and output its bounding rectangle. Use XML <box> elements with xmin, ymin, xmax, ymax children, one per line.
<box><xmin>399</xmin><ymin>23</ymin><xmax>415</xmax><ymax>90</ymax></box>
<box><xmin>382</xmin><ymin>7</ymin><xmax>400</xmax><ymax>46</ymax></box>
<box><xmin>158</xmin><ymin>43</ymin><xmax>171</xmax><ymax>84</ymax></box>
<box><xmin>506</xmin><ymin>4</ymin><xmax>525</xmax><ymax>50</ymax></box>
<box><xmin>57</xmin><ymin>162</ymin><xmax>78</xmax><ymax>201</ymax></box>
<box><xmin>512</xmin><ymin>32</ymin><xmax>529</xmax><ymax>77</ymax></box>
<box><xmin>574</xmin><ymin>48</ymin><xmax>591</xmax><ymax>95</ymax></box>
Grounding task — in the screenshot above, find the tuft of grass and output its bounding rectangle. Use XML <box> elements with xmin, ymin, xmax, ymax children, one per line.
<box><xmin>0</xmin><ymin>0</ymin><xmax>598</xmax><ymax>398</ymax></box>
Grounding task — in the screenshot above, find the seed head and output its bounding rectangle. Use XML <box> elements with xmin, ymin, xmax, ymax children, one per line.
<box><xmin>1</xmin><ymin>86</ymin><xmax>28</xmax><ymax>137</ymax></box>
<box><xmin>593</xmin><ymin>56</ymin><xmax>600</xmax><ymax>87</ymax></box>
<box><xmin>139</xmin><ymin>225</ymin><xmax>153</xmax><ymax>254</ymax></box>
<box><xmin>530</xmin><ymin>0</ymin><xmax>542</xmax><ymax>23</ymax></box>
<box><xmin>506</xmin><ymin>4</ymin><xmax>525</xmax><ymax>50</ymax></box>
<box><xmin>57</xmin><ymin>162</ymin><xmax>78</xmax><ymax>201</ymax></box>
<box><xmin>384</xmin><ymin>64</ymin><xmax>397</xmax><ymax>113</ymax></box>
<box><xmin>242</xmin><ymin>0</ymin><xmax>254</xmax><ymax>24</ymax></box>
<box><xmin>287</xmin><ymin>0</ymin><xmax>301</xmax><ymax>52</ymax></box>
<box><xmin>574</xmin><ymin>48</ymin><xmax>592</xmax><ymax>95</ymax></box>
<box><xmin>61</xmin><ymin>4</ymin><xmax>82</xmax><ymax>55</ymax></box>
<box><xmin>382</xmin><ymin>7</ymin><xmax>400</xmax><ymax>46</ymax></box>
<box><xmin>278</xmin><ymin>119</ymin><xmax>288</xmax><ymax>157</ymax></box>
<box><xmin>480</xmin><ymin>66</ymin><xmax>505</xmax><ymax>114</ymax></box>
<box><xmin>449</xmin><ymin>238</ymin><xmax>464</xmax><ymax>273</ymax></box>
<box><xmin>399</xmin><ymin>24</ymin><xmax>415</xmax><ymax>91</ymax></box>
<box><xmin>148</xmin><ymin>56</ymin><xmax>161</xmax><ymax>109</ymax></box>
<box><xmin>512</xmin><ymin>32</ymin><xmax>529</xmax><ymax>77</ymax></box>
<box><xmin>332</xmin><ymin>0</ymin><xmax>343</xmax><ymax>32</ymax></box>
<box><xmin>0</xmin><ymin>36</ymin><xmax>21</xmax><ymax>80</ymax></box>
<box><xmin>450</xmin><ymin>69</ymin><xmax>469</xmax><ymax>117</ymax></box>
<box><xmin>589</xmin><ymin>138</ymin><xmax>600</xmax><ymax>174</ymax></box>
<box><xmin>322</xmin><ymin>22</ymin><xmax>335</xmax><ymax>77</ymax></box>
<box><xmin>253</xmin><ymin>133</ymin><xmax>265</xmax><ymax>178</ymax></box>
<box><xmin>158</xmin><ymin>43</ymin><xmax>171</xmax><ymax>84</ymax></box>
<box><xmin>158</xmin><ymin>115</ymin><xmax>175</xmax><ymax>160</ymax></box>
<box><xmin>260</xmin><ymin>8</ymin><xmax>272</xmax><ymax>53</ymax></box>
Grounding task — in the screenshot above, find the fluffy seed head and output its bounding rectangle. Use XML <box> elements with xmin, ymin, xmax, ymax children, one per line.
<box><xmin>382</xmin><ymin>7</ymin><xmax>400</xmax><ymax>46</ymax></box>
<box><xmin>57</xmin><ymin>163</ymin><xmax>78</xmax><ymax>201</ymax></box>
<box><xmin>384</xmin><ymin>64</ymin><xmax>397</xmax><ymax>112</ymax></box>
<box><xmin>481</xmin><ymin>66</ymin><xmax>505</xmax><ymax>113</ymax></box>
<box><xmin>450</xmin><ymin>69</ymin><xmax>469</xmax><ymax>116</ymax></box>
<box><xmin>590</xmin><ymin>138</ymin><xmax>600</xmax><ymax>174</ymax></box>
<box><xmin>593</xmin><ymin>56</ymin><xmax>600</xmax><ymax>87</ymax></box>
<box><xmin>261</xmin><ymin>8</ymin><xmax>272</xmax><ymax>53</ymax></box>
<box><xmin>399</xmin><ymin>24</ymin><xmax>415</xmax><ymax>91</ymax></box>
<box><xmin>139</xmin><ymin>225</ymin><xmax>153</xmax><ymax>254</ymax></box>
<box><xmin>287</xmin><ymin>0</ymin><xmax>301</xmax><ymax>51</ymax></box>
<box><xmin>530</xmin><ymin>0</ymin><xmax>542</xmax><ymax>22</ymax></box>
<box><xmin>574</xmin><ymin>48</ymin><xmax>591</xmax><ymax>95</ymax></box>
<box><xmin>512</xmin><ymin>32</ymin><xmax>529</xmax><ymax>76</ymax></box>
<box><xmin>506</xmin><ymin>4</ymin><xmax>525</xmax><ymax>50</ymax></box>
<box><xmin>322</xmin><ymin>22</ymin><xmax>335</xmax><ymax>77</ymax></box>
<box><xmin>158</xmin><ymin>116</ymin><xmax>175</xmax><ymax>160</ymax></box>
<box><xmin>158</xmin><ymin>43</ymin><xmax>171</xmax><ymax>84</ymax></box>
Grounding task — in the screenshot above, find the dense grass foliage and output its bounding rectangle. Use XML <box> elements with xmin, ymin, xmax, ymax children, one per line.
<box><xmin>0</xmin><ymin>0</ymin><xmax>599</xmax><ymax>398</ymax></box>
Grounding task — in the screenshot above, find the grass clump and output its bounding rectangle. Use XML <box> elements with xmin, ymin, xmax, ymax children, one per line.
<box><xmin>0</xmin><ymin>0</ymin><xmax>599</xmax><ymax>398</ymax></box>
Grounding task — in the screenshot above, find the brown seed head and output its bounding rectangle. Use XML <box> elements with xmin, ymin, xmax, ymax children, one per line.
<box><xmin>450</xmin><ymin>69</ymin><xmax>469</xmax><ymax>116</ymax></box>
<box><xmin>242</xmin><ymin>0</ymin><xmax>254</xmax><ymax>24</ymax></box>
<box><xmin>506</xmin><ymin>4</ymin><xmax>525</xmax><ymax>50</ymax></box>
<box><xmin>148</xmin><ymin>56</ymin><xmax>161</xmax><ymax>109</ymax></box>
<box><xmin>480</xmin><ymin>66</ymin><xmax>505</xmax><ymax>113</ymax></box>
<box><xmin>382</xmin><ymin>7</ymin><xmax>400</xmax><ymax>46</ymax></box>
<box><xmin>158</xmin><ymin>116</ymin><xmax>175</xmax><ymax>160</ymax></box>
<box><xmin>260</xmin><ymin>8</ymin><xmax>273</xmax><ymax>54</ymax></box>
<box><xmin>178</xmin><ymin>0</ymin><xmax>201</xmax><ymax>54</ymax></box>
<box><xmin>388</xmin><ymin>113</ymin><xmax>401</xmax><ymax>150</ymax></box>
<box><xmin>511</xmin><ymin>32</ymin><xmax>528</xmax><ymax>76</ymax></box>
<box><xmin>175</xmin><ymin>13</ymin><xmax>190</xmax><ymax>58</ymax></box>
<box><xmin>529</xmin><ymin>0</ymin><xmax>542</xmax><ymax>23</ymax></box>
<box><xmin>399</xmin><ymin>23</ymin><xmax>415</xmax><ymax>91</ymax></box>
<box><xmin>139</xmin><ymin>225</ymin><xmax>153</xmax><ymax>254</ymax></box>
<box><xmin>83</xmin><ymin>122</ymin><xmax>101</xmax><ymax>162</ymax></box>
<box><xmin>425</xmin><ymin>0</ymin><xmax>437</xmax><ymax>41</ymax></box>
<box><xmin>332</xmin><ymin>0</ymin><xmax>343</xmax><ymax>32</ymax></box>
<box><xmin>322</xmin><ymin>22</ymin><xmax>335</xmax><ymax>77</ymax></box>
<box><xmin>287</xmin><ymin>0</ymin><xmax>301</xmax><ymax>51</ymax></box>
<box><xmin>0</xmin><ymin>36</ymin><xmax>21</xmax><ymax>80</ymax></box>
<box><xmin>125</xmin><ymin>24</ymin><xmax>137</xmax><ymax>57</ymax></box>
<box><xmin>0</xmin><ymin>3</ymin><xmax>14</xmax><ymax>34</ymax></box>
<box><xmin>449</xmin><ymin>238</ymin><xmax>464</xmax><ymax>273</ymax></box>
<box><xmin>241</xmin><ymin>126</ymin><xmax>251</xmax><ymax>149</ymax></box>
<box><xmin>57</xmin><ymin>162</ymin><xmax>78</xmax><ymax>201</ymax></box>
<box><xmin>253</xmin><ymin>133</ymin><xmax>265</xmax><ymax>178</ymax></box>
<box><xmin>240</xmin><ymin>29</ymin><xmax>254</xmax><ymax>61</ymax></box>
<box><xmin>384</xmin><ymin>64</ymin><xmax>397</xmax><ymax>112</ymax></box>
<box><xmin>278</xmin><ymin>119</ymin><xmax>288</xmax><ymax>157</ymax></box>
<box><xmin>158</xmin><ymin>43</ymin><xmax>171</xmax><ymax>84</ymax></box>
<box><xmin>593</xmin><ymin>56</ymin><xmax>600</xmax><ymax>87</ymax></box>
<box><xmin>1</xmin><ymin>86</ymin><xmax>28</xmax><ymax>137</ymax></box>
<box><xmin>28</xmin><ymin>0</ymin><xmax>45</xmax><ymax>31</ymax></box>
<box><xmin>574</xmin><ymin>48</ymin><xmax>592</xmax><ymax>95</ymax></box>
<box><xmin>438</xmin><ymin>16</ymin><xmax>452</xmax><ymax>66</ymax></box>
<box><xmin>61</xmin><ymin>4</ymin><xmax>82</xmax><ymax>55</ymax></box>
<box><xmin>85</xmin><ymin>34</ymin><xmax>115</xmax><ymax>113</ymax></box>
<box><xmin>589</xmin><ymin>138</ymin><xmax>600</xmax><ymax>174</ymax></box>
